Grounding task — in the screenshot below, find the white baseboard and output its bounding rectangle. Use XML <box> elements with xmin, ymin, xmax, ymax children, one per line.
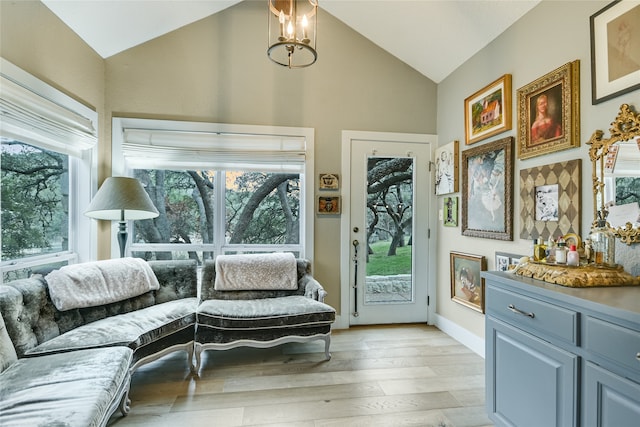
<box><xmin>433</xmin><ymin>314</ymin><xmax>485</xmax><ymax>358</ymax></box>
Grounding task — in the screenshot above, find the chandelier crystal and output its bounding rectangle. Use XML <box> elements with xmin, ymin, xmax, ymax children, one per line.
<box><xmin>268</xmin><ymin>0</ymin><xmax>318</xmax><ymax>68</ymax></box>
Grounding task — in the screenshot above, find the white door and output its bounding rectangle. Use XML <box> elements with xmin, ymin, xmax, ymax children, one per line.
<box><xmin>342</xmin><ymin>131</ymin><xmax>435</xmax><ymax>325</ymax></box>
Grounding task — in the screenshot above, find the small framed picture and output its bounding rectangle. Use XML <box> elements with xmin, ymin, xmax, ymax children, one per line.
<box><xmin>450</xmin><ymin>251</ymin><xmax>486</xmax><ymax>313</ymax></box>
<box><xmin>443</xmin><ymin>196</ymin><xmax>458</xmax><ymax>227</ymax></box>
<box><xmin>317</xmin><ymin>196</ymin><xmax>341</xmax><ymax>215</ymax></box>
<box><xmin>319</xmin><ymin>173</ymin><xmax>339</xmax><ymax>190</ymax></box>
<box><xmin>495</xmin><ymin>251</ymin><xmax>523</xmax><ymax>272</ymax></box>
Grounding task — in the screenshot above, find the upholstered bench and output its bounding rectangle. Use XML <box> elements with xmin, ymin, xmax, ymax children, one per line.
<box><xmin>194</xmin><ymin>253</ymin><xmax>336</xmax><ymax>373</ymax></box>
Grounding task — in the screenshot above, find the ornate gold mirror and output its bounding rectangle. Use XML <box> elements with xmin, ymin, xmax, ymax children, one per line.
<box><xmin>587</xmin><ymin>104</ymin><xmax>640</xmax><ymax>245</ymax></box>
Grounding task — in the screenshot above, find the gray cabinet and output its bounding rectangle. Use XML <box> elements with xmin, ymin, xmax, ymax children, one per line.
<box><xmin>483</xmin><ymin>272</ymin><xmax>640</xmax><ymax>427</ymax></box>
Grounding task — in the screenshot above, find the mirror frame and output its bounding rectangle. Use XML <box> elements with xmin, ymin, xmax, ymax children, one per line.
<box><xmin>587</xmin><ymin>103</ymin><xmax>640</xmax><ymax>245</ymax></box>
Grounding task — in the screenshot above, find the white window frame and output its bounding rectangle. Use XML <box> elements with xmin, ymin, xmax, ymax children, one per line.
<box><xmin>112</xmin><ymin>118</ymin><xmax>314</xmax><ymax>260</ymax></box>
<box><xmin>0</xmin><ymin>58</ymin><xmax>98</xmax><ymax>282</ymax></box>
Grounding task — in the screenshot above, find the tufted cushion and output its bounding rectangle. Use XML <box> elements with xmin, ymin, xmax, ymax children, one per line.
<box><xmin>0</xmin><ymin>312</ymin><xmax>17</xmax><ymax>373</ymax></box>
<box><xmin>25</xmin><ymin>298</ymin><xmax>198</xmax><ymax>357</ymax></box>
<box><xmin>0</xmin><ymin>346</ymin><xmax>132</xmax><ymax>427</ymax></box>
<box><xmin>197</xmin><ymin>296</ymin><xmax>335</xmax><ymax>330</ymax></box>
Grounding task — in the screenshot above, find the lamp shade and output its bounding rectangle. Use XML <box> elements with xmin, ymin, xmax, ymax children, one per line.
<box><xmin>85</xmin><ymin>177</ymin><xmax>159</xmax><ymax>221</ymax></box>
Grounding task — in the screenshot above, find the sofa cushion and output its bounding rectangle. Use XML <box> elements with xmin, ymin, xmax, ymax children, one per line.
<box><xmin>196</xmin><ymin>296</ymin><xmax>335</xmax><ymax>329</ymax></box>
<box><xmin>0</xmin><ymin>313</ymin><xmax>17</xmax><ymax>373</ymax></box>
<box><xmin>0</xmin><ymin>346</ymin><xmax>132</xmax><ymax>427</ymax></box>
<box><xmin>214</xmin><ymin>253</ymin><xmax>298</xmax><ymax>291</ymax></box>
<box><xmin>24</xmin><ymin>298</ymin><xmax>198</xmax><ymax>357</ymax></box>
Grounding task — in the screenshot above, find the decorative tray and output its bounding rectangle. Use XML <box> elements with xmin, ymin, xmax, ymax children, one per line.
<box><xmin>513</xmin><ymin>261</ymin><xmax>639</xmax><ymax>288</ymax></box>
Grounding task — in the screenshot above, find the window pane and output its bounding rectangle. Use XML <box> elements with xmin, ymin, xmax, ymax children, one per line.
<box><xmin>1</xmin><ymin>139</ymin><xmax>69</xmax><ymax>261</ymax></box>
<box><xmin>131</xmin><ymin>251</ymin><xmax>213</xmax><ymax>264</ymax></box>
<box><xmin>225</xmin><ymin>172</ymin><xmax>300</xmax><ymax>245</ymax></box>
<box><xmin>2</xmin><ymin>260</ymin><xmax>70</xmax><ymax>283</ymax></box>
<box><xmin>132</xmin><ymin>169</ymin><xmax>215</xmax><ymax>262</ymax></box>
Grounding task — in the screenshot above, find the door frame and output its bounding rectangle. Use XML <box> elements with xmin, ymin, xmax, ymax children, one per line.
<box><xmin>337</xmin><ymin>130</ymin><xmax>438</xmax><ymax>329</ymax></box>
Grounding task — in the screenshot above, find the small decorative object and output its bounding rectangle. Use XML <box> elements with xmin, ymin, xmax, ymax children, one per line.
<box><xmin>533</xmin><ymin>237</ymin><xmax>547</xmax><ymax>262</ymax></box>
<box><xmin>556</xmin><ymin>240</ymin><xmax>568</xmax><ymax>264</ymax></box>
<box><xmin>461</xmin><ymin>137</ymin><xmax>514</xmax><ymax>241</ymax></box>
<box><xmin>443</xmin><ymin>196</ymin><xmax>458</xmax><ymax>227</ymax></box>
<box><xmin>450</xmin><ymin>251</ymin><xmax>486</xmax><ymax>313</ymax></box>
<box><xmin>464</xmin><ymin>74</ymin><xmax>512</xmax><ymax>145</ymax></box>
<box><xmin>317</xmin><ymin>196</ymin><xmax>340</xmax><ymax>215</ymax></box>
<box><xmin>517</xmin><ymin>60</ymin><xmax>580</xmax><ymax>159</ymax></box>
<box><xmin>589</xmin><ymin>219</ymin><xmax>616</xmax><ymax>267</ymax></box>
<box><xmin>590</xmin><ymin>1</ymin><xmax>640</xmax><ymax>104</ymax></box>
<box><xmin>435</xmin><ymin>140</ymin><xmax>459</xmax><ymax>195</ymax></box>
<box><xmin>495</xmin><ymin>252</ymin><xmax>523</xmax><ymax>272</ymax></box>
<box><xmin>567</xmin><ymin>245</ymin><xmax>580</xmax><ymax>267</ymax></box>
<box><xmin>318</xmin><ymin>173</ymin><xmax>339</xmax><ymax>190</ymax></box>
<box><xmin>519</xmin><ymin>159</ymin><xmax>581</xmax><ymax>241</ymax></box>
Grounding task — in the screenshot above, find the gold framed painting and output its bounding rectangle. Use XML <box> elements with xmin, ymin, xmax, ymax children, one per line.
<box><xmin>461</xmin><ymin>137</ymin><xmax>514</xmax><ymax>241</ymax></box>
<box><xmin>519</xmin><ymin>159</ymin><xmax>582</xmax><ymax>241</ymax></box>
<box><xmin>517</xmin><ymin>60</ymin><xmax>580</xmax><ymax>160</ymax></box>
<box><xmin>464</xmin><ymin>74</ymin><xmax>512</xmax><ymax>145</ymax></box>
<box><xmin>450</xmin><ymin>251</ymin><xmax>486</xmax><ymax>313</ymax></box>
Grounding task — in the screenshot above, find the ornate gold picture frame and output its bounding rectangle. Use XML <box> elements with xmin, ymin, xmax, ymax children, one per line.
<box><xmin>517</xmin><ymin>60</ymin><xmax>580</xmax><ymax>160</ymax></box>
<box><xmin>464</xmin><ymin>74</ymin><xmax>512</xmax><ymax>145</ymax></box>
<box><xmin>461</xmin><ymin>137</ymin><xmax>514</xmax><ymax>241</ymax></box>
<box><xmin>450</xmin><ymin>251</ymin><xmax>486</xmax><ymax>313</ymax></box>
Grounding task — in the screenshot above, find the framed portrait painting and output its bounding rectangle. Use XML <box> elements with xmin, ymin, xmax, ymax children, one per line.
<box><xmin>435</xmin><ymin>140</ymin><xmax>459</xmax><ymax>195</ymax></box>
<box><xmin>517</xmin><ymin>60</ymin><xmax>580</xmax><ymax>160</ymax></box>
<box><xmin>461</xmin><ymin>137</ymin><xmax>514</xmax><ymax>241</ymax></box>
<box><xmin>519</xmin><ymin>159</ymin><xmax>581</xmax><ymax>241</ymax></box>
<box><xmin>450</xmin><ymin>251</ymin><xmax>486</xmax><ymax>313</ymax></box>
<box><xmin>590</xmin><ymin>1</ymin><xmax>640</xmax><ymax>104</ymax></box>
<box><xmin>464</xmin><ymin>74</ymin><xmax>512</xmax><ymax>145</ymax></box>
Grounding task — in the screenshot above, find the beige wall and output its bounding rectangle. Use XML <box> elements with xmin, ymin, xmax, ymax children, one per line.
<box><xmin>104</xmin><ymin>0</ymin><xmax>438</xmax><ymax>311</ymax></box>
<box><xmin>437</xmin><ymin>0</ymin><xmax>640</xmax><ymax>339</ymax></box>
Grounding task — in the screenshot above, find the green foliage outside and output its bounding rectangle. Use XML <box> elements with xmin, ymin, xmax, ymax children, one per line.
<box><xmin>366</xmin><ymin>240</ymin><xmax>412</xmax><ymax>276</ymax></box>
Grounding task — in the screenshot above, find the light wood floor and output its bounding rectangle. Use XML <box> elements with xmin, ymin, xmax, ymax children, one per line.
<box><xmin>108</xmin><ymin>324</ymin><xmax>493</xmax><ymax>427</ymax></box>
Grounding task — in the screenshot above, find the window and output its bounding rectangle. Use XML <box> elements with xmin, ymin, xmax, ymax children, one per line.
<box><xmin>113</xmin><ymin>119</ymin><xmax>314</xmax><ymax>263</ymax></box>
<box><xmin>0</xmin><ymin>59</ymin><xmax>97</xmax><ymax>283</ymax></box>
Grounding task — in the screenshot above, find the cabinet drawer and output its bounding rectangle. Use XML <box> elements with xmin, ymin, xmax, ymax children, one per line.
<box><xmin>585</xmin><ymin>316</ymin><xmax>640</xmax><ymax>378</ymax></box>
<box><xmin>486</xmin><ymin>284</ymin><xmax>578</xmax><ymax>345</ymax></box>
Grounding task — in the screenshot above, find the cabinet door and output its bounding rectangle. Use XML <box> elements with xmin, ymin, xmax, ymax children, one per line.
<box><xmin>584</xmin><ymin>362</ymin><xmax>640</xmax><ymax>427</ymax></box>
<box><xmin>486</xmin><ymin>317</ymin><xmax>578</xmax><ymax>427</ymax></box>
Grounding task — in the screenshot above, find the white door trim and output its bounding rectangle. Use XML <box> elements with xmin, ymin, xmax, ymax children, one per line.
<box><xmin>337</xmin><ymin>130</ymin><xmax>438</xmax><ymax>329</ymax></box>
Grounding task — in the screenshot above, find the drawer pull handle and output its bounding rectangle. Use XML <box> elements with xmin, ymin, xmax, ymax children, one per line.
<box><xmin>637</xmin><ymin>352</ymin><xmax>640</xmax><ymax>361</ymax></box>
<box><xmin>508</xmin><ymin>304</ymin><xmax>535</xmax><ymax>318</ymax></box>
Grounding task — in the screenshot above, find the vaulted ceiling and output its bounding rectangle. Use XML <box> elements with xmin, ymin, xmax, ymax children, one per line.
<box><xmin>41</xmin><ymin>0</ymin><xmax>540</xmax><ymax>83</ymax></box>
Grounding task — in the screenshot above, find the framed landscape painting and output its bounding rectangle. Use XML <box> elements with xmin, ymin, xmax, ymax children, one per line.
<box><xmin>464</xmin><ymin>74</ymin><xmax>512</xmax><ymax>145</ymax></box>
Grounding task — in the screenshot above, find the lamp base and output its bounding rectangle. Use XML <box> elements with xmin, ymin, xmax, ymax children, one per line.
<box><xmin>117</xmin><ymin>221</ymin><xmax>128</xmax><ymax>258</ymax></box>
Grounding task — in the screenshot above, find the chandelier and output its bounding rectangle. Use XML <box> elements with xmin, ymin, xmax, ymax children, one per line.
<box><xmin>267</xmin><ymin>0</ymin><xmax>318</xmax><ymax>68</ymax></box>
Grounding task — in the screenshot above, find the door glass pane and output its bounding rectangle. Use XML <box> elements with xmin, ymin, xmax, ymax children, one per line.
<box><xmin>365</xmin><ymin>157</ymin><xmax>414</xmax><ymax>304</ymax></box>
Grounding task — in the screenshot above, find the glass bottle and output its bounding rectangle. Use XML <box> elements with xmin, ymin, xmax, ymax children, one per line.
<box><xmin>589</xmin><ymin>220</ymin><xmax>615</xmax><ymax>267</ymax></box>
<box><xmin>555</xmin><ymin>241</ymin><xmax>567</xmax><ymax>264</ymax></box>
<box><xmin>533</xmin><ymin>237</ymin><xmax>546</xmax><ymax>262</ymax></box>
